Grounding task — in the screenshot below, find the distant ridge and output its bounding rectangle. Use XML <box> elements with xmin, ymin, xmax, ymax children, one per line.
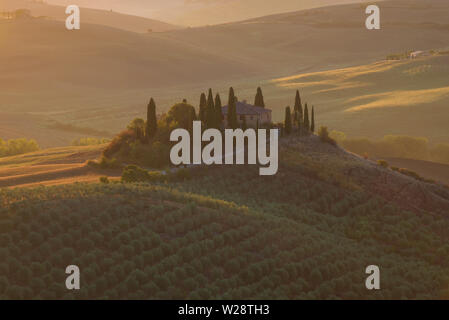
<box><xmin>0</xmin><ymin>0</ymin><xmax>180</xmax><ymax>33</ymax></box>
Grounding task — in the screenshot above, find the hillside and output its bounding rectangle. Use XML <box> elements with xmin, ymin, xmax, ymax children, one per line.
<box><xmin>1</xmin><ymin>0</ymin><xmax>449</xmax><ymax>147</ymax></box>
<box><xmin>0</xmin><ymin>0</ymin><xmax>179</xmax><ymax>33</ymax></box>
<box><xmin>270</xmin><ymin>55</ymin><xmax>449</xmax><ymax>143</ymax></box>
<box><xmin>0</xmin><ymin>144</ymin><xmax>118</xmax><ymax>188</ymax></box>
<box><xmin>44</xmin><ymin>0</ymin><xmax>371</xmax><ymax>26</ymax></box>
<box><xmin>383</xmin><ymin>157</ymin><xmax>449</xmax><ymax>186</ymax></box>
<box><xmin>0</xmin><ymin>136</ymin><xmax>448</xmax><ymax>299</ymax></box>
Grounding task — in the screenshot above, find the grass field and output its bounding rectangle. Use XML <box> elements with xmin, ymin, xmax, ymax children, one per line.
<box><xmin>0</xmin><ymin>144</ymin><xmax>121</xmax><ymax>188</ymax></box>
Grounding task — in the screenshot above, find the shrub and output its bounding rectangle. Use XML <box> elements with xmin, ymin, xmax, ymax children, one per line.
<box><xmin>147</xmin><ymin>171</ymin><xmax>166</xmax><ymax>183</ymax></box>
<box><xmin>318</xmin><ymin>126</ymin><xmax>336</xmax><ymax>146</ymax></box>
<box><xmin>0</xmin><ymin>138</ymin><xmax>39</xmax><ymax>157</ymax></box>
<box><xmin>121</xmin><ymin>165</ymin><xmax>150</xmax><ymax>183</ymax></box>
<box><xmin>103</xmin><ymin>130</ymin><xmax>136</xmax><ymax>158</ymax></box>
<box><xmin>99</xmin><ymin>177</ymin><xmax>110</xmax><ymax>184</ymax></box>
<box><xmin>72</xmin><ymin>138</ymin><xmax>110</xmax><ymax>146</ymax></box>
<box><xmin>377</xmin><ymin>160</ymin><xmax>389</xmax><ymax>168</ymax></box>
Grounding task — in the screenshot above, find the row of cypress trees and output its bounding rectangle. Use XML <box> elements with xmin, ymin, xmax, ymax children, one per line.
<box><xmin>200</xmin><ymin>86</ymin><xmax>268</xmax><ymax>130</ymax></box>
<box><xmin>199</xmin><ymin>89</ymin><xmax>224</xmax><ymax>129</ymax></box>
<box><xmin>145</xmin><ymin>87</ymin><xmax>313</xmax><ymax>141</ymax></box>
<box><xmin>284</xmin><ymin>90</ymin><xmax>315</xmax><ymax>135</ymax></box>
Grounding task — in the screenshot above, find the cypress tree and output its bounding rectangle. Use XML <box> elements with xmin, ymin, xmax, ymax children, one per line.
<box><xmin>284</xmin><ymin>106</ymin><xmax>292</xmax><ymax>135</ymax></box>
<box><xmin>294</xmin><ymin>90</ymin><xmax>303</xmax><ymax>127</ymax></box>
<box><xmin>303</xmin><ymin>103</ymin><xmax>310</xmax><ymax>133</ymax></box>
<box><xmin>214</xmin><ymin>93</ymin><xmax>223</xmax><ymax>129</ymax></box>
<box><xmin>254</xmin><ymin>87</ymin><xmax>265</xmax><ymax>108</ymax></box>
<box><xmin>227</xmin><ymin>88</ymin><xmax>238</xmax><ymax>129</ymax></box>
<box><xmin>146</xmin><ymin>98</ymin><xmax>157</xmax><ymax>141</ymax></box>
<box><xmin>311</xmin><ymin>106</ymin><xmax>315</xmax><ymax>133</ymax></box>
<box><xmin>205</xmin><ymin>88</ymin><xmax>215</xmax><ymax>128</ymax></box>
<box><xmin>228</xmin><ymin>87</ymin><xmax>235</xmax><ymax>107</ymax></box>
<box><xmin>199</xmin><ymin>93</ymin><xmax>207</xmax><ymax>123</ymax></box>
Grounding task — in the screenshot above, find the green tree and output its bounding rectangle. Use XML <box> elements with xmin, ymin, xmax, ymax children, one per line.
<box><xmin>199</xmin><ymin>93</ymin><xmax>207</xmax><ymax>123</ymax></box>
<box><xmin>311</xmin><ymin>106</ymin><xmax>315</xmax><ymax>133</ymax></box>
<box><xmin>127</xmin><ymin>118</ymin><xmax>145</xmax><ymax>142</ymax></box>
<box><xmin>206</xmin><ymin>88</ymin><xmax>216</xmax><ymax>129</ymax></box>
<box><xmin>166</xmin><ymin>101</ymin><xmax>196</xmax><ymax>130</ymax></box>
<box><xmin>227</xmin><ymin>87</ymin><xmax>238</xmax><ymax>129</ymax></box>
<box><xmin>294</xmin><ymin>90</ymin><xmax>303</xmax><ymax>128</ymax></box>
<box><xmin>254</xmin><ymin>87</ymin><xmax>265</xmax><ymax>108</ymax></box>
<box><xmin>215</xmin><ymin>93</ymin><xmax>223</xmax><ymax>129</ymax></box>
<box><xmin>146</xmin><ymin>98</ymin><xmax>157</xmax><ymax>141</ymax></box>
<box><xmin>284</xmin><ymin>106</ymin><xmax>292</xmax><ymax>135</ymax></box>
<box><xmin>303</xmin><ymin>103</ymin><xmax>310</xmax><ymax>133</ymax></box>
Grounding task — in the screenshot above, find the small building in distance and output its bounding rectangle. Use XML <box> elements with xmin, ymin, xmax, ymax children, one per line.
<box><xmin>222</xmin><ymin>100</ymin><xmax>272</xmax><ymax>128</ymax></box>
<box><xmin>409</xmin><ymin>51</ymin><xmax>430</xmax><ymax>59</ymax></box>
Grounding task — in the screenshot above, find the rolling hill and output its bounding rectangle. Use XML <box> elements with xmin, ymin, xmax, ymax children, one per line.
<box><xmin>1</xmin><ymin>0</ymin><xmax>449</xmax><ymax>147</ymax></box>
<box><xmin>0</xmin><ymin>0</ymin><xmax>179</xmax><ymax>33</ymax></box>
<box><xmin>0</xmin><ymin>144</ymin><xmax>117</xmax><ymax>188</ymax></box>
<box><xmin>269</xmin><ymin>54</ymin><xmax>449</xmax><ymax>143</ymax></box>
<box><xmin>44</xmin><ymin>0</ymin><xmax>373</xmax><ymax>26</ymax></box>
<box><xmin>0</xmin><ymin>135</ymin><xmax>448</xmax><ymax>299</ymax></box>
<box><xmin>383</xmin><ymin>157</ymin><xmax>449</xmax><ymax>186</ymax></box>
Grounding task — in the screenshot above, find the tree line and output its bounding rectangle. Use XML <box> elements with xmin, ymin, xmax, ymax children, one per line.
<box><xmin>283</xmin><ymin>90</ymin><xmax>315</xmax><ymax>136</ymax></box>
<box><xmin>102</xmin><ymin>86</ymin><xmax>320</xmax><ymax>168</ymax></box>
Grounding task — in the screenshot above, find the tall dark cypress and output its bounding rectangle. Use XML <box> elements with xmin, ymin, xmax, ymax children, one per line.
<box><xmin>228</xmin><ymin>87</ymin><xmax>235</xmax><ymax>107</ymax></box>
<box><xmin>205</xmin><ymin>88</ymin><xmax>216</xmax><ymax>128</ymax></box>
<box><xmin>146</xmin><ymin>98</ymin><xmax>157</xmax><ymax>141</ymax></box>
<box><xmin>284</xmin><ymin>106</ymin><xmax>292</xmax><ymax>135</ymax></box>
<box><xmin>311</xmin><ymin>106</ymin><xmax>315</xmax><ymax>133</ymax></box>
<box><xmin>303</xmin><ymin>103</ymin><xmax>310</xmax><ymax>132</ymax></box>
<box><xmin>227</xmin><ymin>87</ymin><xmax>237</xmax><ymax>129</ymax></box>
<box><xmin>294</xmin><ymin>90</ymin><xmax>303</xmax><ymax>127</ymax></box>
<box><xmin>254</xmin><ymin>87</ymin><xmax>265</xmax><ymax>108</ymax></box>
<box><xmin>199</xmin><ymin>93</ymin><xmax>207</xmax><ymax>123</ymax></box>
<box><xmin>214</xmin><ymin>93</ymin><xmax>223</xmax><ymax>129</ymax></box>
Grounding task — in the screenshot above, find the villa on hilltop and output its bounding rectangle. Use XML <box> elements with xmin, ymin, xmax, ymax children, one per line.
<box><xmin>222</xmin><ymin>100</ymin><xmax>272</xmax><ymax>127</ymax></box>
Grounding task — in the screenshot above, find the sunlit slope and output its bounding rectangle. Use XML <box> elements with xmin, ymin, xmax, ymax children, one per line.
<box><xmin>271</xmin><ymin>55</ymin><xmax>449</xmax><ymax>142</ymax></box>
<box><xmin>0</xmin><ymin>0</ymin><xmax>179</xmax><ymax>33</ymax></box>
<box><xmin>0</xmin><ymin>144</ymin><xmax>114</xmax><ymax>188</ymax></box>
